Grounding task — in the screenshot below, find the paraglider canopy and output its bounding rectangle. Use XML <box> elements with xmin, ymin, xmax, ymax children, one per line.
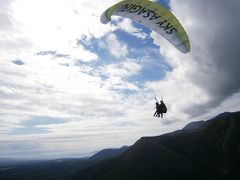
<box><xmin>101</xmin><ymin>0</ymin><xmax>190</xmax><ymax>53</ymax></box>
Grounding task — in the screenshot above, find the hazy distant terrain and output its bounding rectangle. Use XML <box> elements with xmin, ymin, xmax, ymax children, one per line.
<box><xmin>0</xmin><ymin>146</ymin><xmax>128</xmax><ymax>180</ymax></box>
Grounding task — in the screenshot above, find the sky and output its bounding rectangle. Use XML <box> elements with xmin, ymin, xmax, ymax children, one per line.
<box><xmin>0</xmin><ymin>0</ymin><xmax>240</xmax><ymax>160</ymax></box>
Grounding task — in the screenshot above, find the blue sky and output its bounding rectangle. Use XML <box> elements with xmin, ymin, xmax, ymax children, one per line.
<box><xmin>0</xmin><ymin>0</ymin><xmax>240</xmax><ymax>159</ymax></box>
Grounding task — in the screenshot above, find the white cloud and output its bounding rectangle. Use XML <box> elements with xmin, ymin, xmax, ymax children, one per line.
<box><xmin>118</xmin><ymin>18</ymin><xmax>148</xmax><ymax>40</ymax></box>
<box><xmin>98</xmin><ymin>33</ymin><xmax>128</xmax><ymax>58</ymax></box>
<box><xmin>102</xmin><ymin>59</ymin><xmax>142</xmax><ymax>78</ymax></box>
<box><xmin>98</xmin><ymin>59</ymin><xmax>143</xmax><ymax>91</ymax></box>
<box><xmin>0</xmin><ymin>0</ymin><xmax>119</xmax><ymax>60</ymax></box>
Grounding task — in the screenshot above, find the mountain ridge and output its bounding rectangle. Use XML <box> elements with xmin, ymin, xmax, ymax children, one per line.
<box><xmin>74</xmin><ymin>111</ymin><xmax>240</xmax><ymax>180</ymax></box>
<box><xmin>0</xmin><ymin>111</ymin><xmax>239</xmax><ymax>180</ymax></box>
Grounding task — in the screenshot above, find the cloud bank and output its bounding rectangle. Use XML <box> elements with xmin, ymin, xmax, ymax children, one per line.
<box><xmin>0</xmin><ymin>0</ymin><xmax>239</xmax><ymax>159</ymax></box>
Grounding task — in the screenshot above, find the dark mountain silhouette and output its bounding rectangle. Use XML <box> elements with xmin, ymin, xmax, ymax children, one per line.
<box><xmin>0</xmin><ymin>111</ymin><xmax>239</xmax><ymax>180</ymax></box>
<box><xmin>74</xmin><ymin>111</ymin><xmax>240</xmax><ymax>180</ymax></box>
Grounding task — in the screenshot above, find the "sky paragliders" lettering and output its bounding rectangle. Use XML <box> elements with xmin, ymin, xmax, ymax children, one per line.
<box><xmin>117</xmin><ymin>3</ymin><xmax>177</xmax><ymax>35</ymax></box>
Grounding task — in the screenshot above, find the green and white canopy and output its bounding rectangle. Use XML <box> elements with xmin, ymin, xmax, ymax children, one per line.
<box><xmin>101</xmin><ymin>0</ymin><xmax>190</xmax><ymax>53</ymax></box>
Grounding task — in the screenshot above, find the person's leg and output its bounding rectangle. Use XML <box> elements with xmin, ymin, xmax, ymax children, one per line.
<box><xmin>153</xmin><ymin>111</ymin><xmax>157</xmax><ymax>117</ymax></box>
